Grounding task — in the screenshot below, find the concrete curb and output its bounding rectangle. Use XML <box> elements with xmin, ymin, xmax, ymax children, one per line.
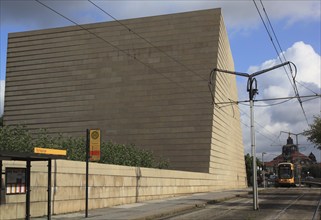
<box><xmin>33</xmin><ymin>189</ymin><xmax>253</xmax><ymax>220</ymax></box>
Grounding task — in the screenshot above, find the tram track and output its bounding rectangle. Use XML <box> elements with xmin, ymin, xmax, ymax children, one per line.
<box><xmin>312</xmin><ymin>197</ymin><xmax>321</xmax><ymax>220</ymax></box>
<box><xmin>263</xmin><ymin>188</ymin><xmax>321</xmax><ymax>220</ymax></box>
<box><xmin>162</xmin><ymin>188</ymin><xmax>321</xmax><ymax>220</ymax></box>
<box><xmin>269</xmin><ymin>192</ymin><xmax>305</xmax><ymax>220</ymax></box>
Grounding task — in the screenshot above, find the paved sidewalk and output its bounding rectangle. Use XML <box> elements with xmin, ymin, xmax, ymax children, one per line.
<box><xmin>35</xmin><ymin>188</ymin><xmax>252</xmax><ymax>220</ymax></box>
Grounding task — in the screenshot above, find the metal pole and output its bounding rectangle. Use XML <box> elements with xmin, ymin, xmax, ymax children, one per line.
<box><xmin>210</xmin><ymin>62</ymin><xmax>293</xmax><ymax>212</ymax></box>
<box><xmin>26</xmin><ymin>160</ymin><xmax>31</xmax><ymax>220</ymax></box>
<box><xmin>0</xmin><ymin>160</ymin><xmax>2</xmax><ymax>205</ymax></box>
<box><xmin>262</xmin><ymin>152</ymin><xmax>266</xmax><ymax>188</ymax></box>
<box><xmin>250</xmin><ymin>99</ymin><xmax>258</xmax><ymax>210</ymax></box>
<box><xmin>85</xmin><ymin>129</ymin><xmax>89</xmax><ymax>218</ymax></box>
<box><xmin>48</xmin><ymin>159</ymin><xmax>52</xmax><ymax>220</ymax></box>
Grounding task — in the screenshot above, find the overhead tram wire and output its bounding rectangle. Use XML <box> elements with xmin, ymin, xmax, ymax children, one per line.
<box><xmin>34</xmin><ymin>0</ymin><xmax>210</xmax><ymax>104</ymax></box>
<box><xmin>211</xmin><ymin>93</ymin><xmax>282</xmax><ymax>143</ymax></box>
<box><xmin>238</xmin><ymin>105</ymin><xmax>281</xmax><ymax>141</ymax></box>
<box><xmin>259</xmin><ymin>0</ymin><xmax>290</xmax><ymax>74</ymax></box>
<box><xmin>214</xmin><ymin>94</ymin><xmax>321</xmax><ymax>106</ymax></box>
<box><xmin>253</xmin><ymin>0</ymin><xmax>310</xmax><ymax>125</ymax></box>
<box><xmin>213</xmin><ymin>93</ymin><xmax>321</xmax><ymax>143</ymax></box>
<box><xmin>37</xmin><ymin>0</ymin><xmax>277</xmax><ymax>144</ymax></box>
<box><xmin>240</xmin><ymin>119</ymin><xmax>277</xmax><ymax>144</ymax></box>
<box><xmin>255</xmin><ymin>0</ymin><xmax>297</xmax><ymax>90</ymax></box>
<box><xmin>295</xmin><ymin>80</ymin><xmax>319</xmax><ymax>95</ymax></box>
<box><xmin>258</xmin><ymin>0</ymin><xmax>310</xmax><ymax>125</ymax></box>
<box><xmin>87</xmin><ymin>0</ymin><xmax>208</xmax><ymax>83</ymax></box>
<box><xmin>252</xmin><ymin>0</ymin><xmax>296</xmax><ymax>91</ymax></box>
<box><xmin>301</xmin><ymin>96</ymin><xmax>321</xmax><ymax>103</ymax></box>
<box><xmin>213</xmin><ymin>102</ymin><xmax>279</xmax><ymax>146</ymax></box>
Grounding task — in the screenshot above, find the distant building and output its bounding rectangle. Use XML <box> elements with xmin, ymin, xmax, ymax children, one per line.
<box><xmin>308</xmin><ymin>152</ymin><xmax>317</xmax><ymax>163</ymax></box>
<box><xmin>4</xmin><ymin>9</ymin><xmax>246</xmax><ymax>186</ymax></box>
<box><xmin>265</xmin><ymin>135</ymin><xmax>314</xmax><ymax>174</ymax></box>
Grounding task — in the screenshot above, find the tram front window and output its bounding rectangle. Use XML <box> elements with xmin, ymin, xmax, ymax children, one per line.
<box><xmin>279</xmin><ymin>167</ymin><xmax>292</xmax><ymax>179</ymax></box>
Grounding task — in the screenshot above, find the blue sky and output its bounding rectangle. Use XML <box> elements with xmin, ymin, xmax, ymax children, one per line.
<box><xmin>0</xmin><ymin>0</ymin><xmax>320</xmax><ymax>162</ymax></box>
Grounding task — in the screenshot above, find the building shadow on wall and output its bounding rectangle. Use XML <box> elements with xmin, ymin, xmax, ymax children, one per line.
<box><xmin>135</xmin><ymin>167</ymin><xmax>141</xmax><ymax>203</ymax></box>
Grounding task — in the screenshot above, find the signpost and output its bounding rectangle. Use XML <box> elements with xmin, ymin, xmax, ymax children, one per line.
<box><xmin>85</xmin><ymin>129</ymin><xmax>101</xmax><ymax>218</ymax></box>
<box><xmin>89</xmin><ymin>130</ymin><xmax>101</xmax><ymax>161</ymax></box>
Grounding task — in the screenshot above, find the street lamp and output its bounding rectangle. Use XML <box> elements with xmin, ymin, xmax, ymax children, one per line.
<box><xmin>262</xmin><ymin>152</ymin><xmax>266</xmax><ymax>188</ymax></box>
<box><xmin>209</xmin><ymin>61</ymin><xmax>296</xmax><ymax>210</ymax></box>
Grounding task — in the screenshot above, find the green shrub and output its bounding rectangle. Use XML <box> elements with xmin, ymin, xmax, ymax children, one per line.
<box><xmin>0</xmin><ymin>125</ymin><xmax>169</xmax><ymax>169</ymax></box>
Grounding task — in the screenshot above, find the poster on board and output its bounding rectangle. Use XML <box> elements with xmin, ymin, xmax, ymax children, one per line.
<box><xmin>5</xmin><ymin>168</ymin><xmax>26</xmax><ymax>195</ymax></box>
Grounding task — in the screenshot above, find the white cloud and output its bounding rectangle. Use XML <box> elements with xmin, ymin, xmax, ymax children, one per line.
<box><xmin>0</xmin><ymin>80</ymin><xmax>5</xmax><ymax>117</ymax></box>
<box><xmin>1</xmin><ymin>1</ymin><xmax>320</xmax><ymax>31</ymax></box>
<box><xmin>239</xmin><ymin>41</ymin><xmax>321</xmax><ymax>160</ymax></box>
<box><xmin>286</xmin><ymin>42</ymin><xmax>321</xmax><ymax>87</ymax></box>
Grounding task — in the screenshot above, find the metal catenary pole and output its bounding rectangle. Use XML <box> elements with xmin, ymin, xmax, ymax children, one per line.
<box><xmin>262</xmin><ymin>152</ymin><xmax>266</xmax><ymax>189</ymax></box>
<box><xmin>210</xmin><ymin>61</ymin><xmax>294</xmax><ymax>211</ymax></box>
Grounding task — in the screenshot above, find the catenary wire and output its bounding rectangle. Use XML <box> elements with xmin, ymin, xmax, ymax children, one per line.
<box><xmin>216</xmin><ymin>93</ymin><xmax>320</xmax><ymax>144</ymax></box>
<box><xmin>253</xmin><ymin>0</ymin><xmax>309</xmax><ymax>125</ymax></box>
<box><xmin>34</xmin><ymin>0</ymin><xmax>316</xmax><ymax>148</ymax></box>
<box><xmin>87</xmin><ymin>0</ymin><xmax>208</xmax><ymax>83</ymax></box>
<box><xmin>34</xmin><ymin>0</ymin><xmax>210</xmax><ymax>104</ymax></box>
<box><xmin>253</xmin><ymin>0</ymin><xmax>294</xmax><ymax>89</ymax></box>
<box><xmin>238</xmin><ymin>105</ymin><xmax>280</xmax><ymax>141</ymax></box>
<box><xmin>212</xmin><ymin>94</ymin><xmax>284</xmax><ymax>144</ymax></box>
<box><xmin>260</xmin><ymin>2</ymin><xmax>305</xmax><ymax>112</ymax></box>
<box><xmin>36</xmin><ymin>0</ymin><xmax>276</xmax><ymax>145</ymax></box>
<box><xmin>259</xmin><ymin>0</ymin><xmax>290</xmax><ymax>74</ymax></box>
<box><xmin>259</xmin><ymin>1</ymin><xmax>310</xmax><ymax>124</ymax></box>
<box><xmin>295</xmin><ymin>80</ymin><xmax>319</xmax><ymax>95</ymax></box>
<box><xmin>240</xmin><ymin>118</ymin><xmax>277</xmax><ymax>144</ymax></box>
<box><xmin>214</xmin><ymin>94</ymin><xmax>321</xmax><ymax>106</ymax></box>
<box><xmin>244</xmin><ymin>99</ymin><xmax>293</xmax><ymax>107</ymax></box>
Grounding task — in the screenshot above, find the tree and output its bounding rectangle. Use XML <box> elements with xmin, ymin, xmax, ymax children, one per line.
<box><xmin>304</xmin><ymin>115</ymin><xmax>321</xmax><ymax>150</ymax></box>
<box><xmin>244</xmin><ymin>153</ymin><xmax>262</xmax><ymax>186</ymax></box>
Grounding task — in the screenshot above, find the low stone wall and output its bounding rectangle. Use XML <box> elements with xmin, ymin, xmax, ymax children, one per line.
<box><xmin>0</xmin><ymin>160</ymin><xmax>246</xmax><ymax>219</ymax></box>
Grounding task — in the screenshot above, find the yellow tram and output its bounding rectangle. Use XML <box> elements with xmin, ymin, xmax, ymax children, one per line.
<box><xmin>277</xmin><ymin>162</ymin><xmax>295</xmax><ymax>187</ymax></box>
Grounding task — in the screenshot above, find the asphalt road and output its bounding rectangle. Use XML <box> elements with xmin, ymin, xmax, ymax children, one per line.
<box><xmin>162</xmin><ymin>188</ymin><xmax>321</xmax><ymax>220</ymax></box>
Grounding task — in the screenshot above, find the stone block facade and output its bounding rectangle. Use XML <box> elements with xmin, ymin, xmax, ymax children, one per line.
<box><xmin>4</xmin><ymin>9</ymin><xmax>245</xmax><ymax>178</ymax></box>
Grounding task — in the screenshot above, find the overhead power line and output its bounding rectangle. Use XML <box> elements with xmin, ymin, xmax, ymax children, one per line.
<box><xmin>253</xmin><ymin>0</ymin><xmax>310</xmax><ymax>125</ymax></box>
<box><xmin>295</xmin><ymin>80</ymin><xmax>319</xmax><ymax>95</ymax></box>
<box><xmin>34</xmin><ymin>0</ymin><xmax>210</xmax><ymax>104</ymax></box>
<box><xmin>240</xmin><ymin>119</ymin><xmax>276</xmax><ymax>143</ymax></box>
<box><xmin>214</xmin><ymin>94</ymin><xmax>321</xmax><ymax>106</ymax></box>
<box><xmin>35</xmin><ymin>0</ymin><xmax>267</xmax><ymax>142</ymax></box>
<box><xmin>253</xmin><ymin>0</ymin><xmax>295</xmax><ymax>90</ymax></box>
<box><xmin>87</xmin><ymin>0</ymin><xmax>208</xmax><ymax>83</ymax></box>
<box><xmin>239</xmin><ymin>109</ymin><xmax>280</xmax><ymax>142</ymax></box>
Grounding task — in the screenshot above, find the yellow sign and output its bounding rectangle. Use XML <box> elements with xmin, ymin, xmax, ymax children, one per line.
<box><xmin>90</xmin><ymin>129</ymin><xmax>101</xmax><ymax>161</ymax></box>
<box><xmin>34</xmin><ymin>147</ymin><xmax>67</xmax><ymax>156</ymax></box>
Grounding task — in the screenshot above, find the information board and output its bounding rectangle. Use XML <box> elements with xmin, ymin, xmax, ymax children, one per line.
<box><xmin>5</xmin><ymin>168</ymin><xmax>26</xmax><ymax>194</ymax></box>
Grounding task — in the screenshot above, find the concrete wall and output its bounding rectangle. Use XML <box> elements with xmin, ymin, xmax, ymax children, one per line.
<box><xmin>4</xmin><ymin>9</ymin><xmax>245</xmax><ymax>177</ymax></box>
<box><xmin>0</xmin><ymin>159</ymin><xmax>246</xmax><ymax>219</ymax></box>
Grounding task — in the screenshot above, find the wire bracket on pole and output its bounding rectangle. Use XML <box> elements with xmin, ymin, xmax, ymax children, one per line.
<box><xmin>209</xmin><ymin>61</ymin><xmax>296</xmax><ymax>211</ymax></box>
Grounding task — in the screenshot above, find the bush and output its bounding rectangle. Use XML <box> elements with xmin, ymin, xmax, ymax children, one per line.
<box><xmin>0</xmin><ymin>125</ymin><xmax>169</xmax><ymax>169</ymax></box>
